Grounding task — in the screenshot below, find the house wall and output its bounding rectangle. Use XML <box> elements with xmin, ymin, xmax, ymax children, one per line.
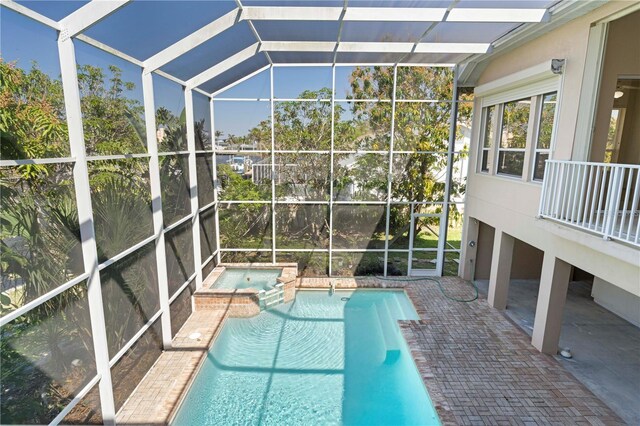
<box><xmin>590</xmin><ymin>10</ymin><xmax>640</xmax><ymax>163</ymax></box>
<box><xmin>461</xmin><ymin>2</ymin><xmax>640</xmax><ymax>314</ymax></box>
<box><xmin>617</xmin><ymin>82</ymin><xmax>640</xmax><ymax>164</ymax></box>
<box><xmin>475</xmin><ymin>221</ymin><xmax>495</xmax><ymax>280</ymax></box>
<box><xmin>592</xmin><ymin>277</ymin><xmax>640</xmax><ymax>326</ymax></box>
<box><xmin>473</xmin><ymin>221</ymin><xmax>544</xmax><ymax>280</ymax></box>
<box><xmin>511</xmin><ymin>239</ymin><xmax>544</xmax><ymax>280</ymax></box>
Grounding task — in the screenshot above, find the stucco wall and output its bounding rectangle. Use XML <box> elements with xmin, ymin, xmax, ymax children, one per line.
<box><xmin>592</xmin><ymin>277</ymin><xmax>640</xmax><ymax>326</ymax></box>
<box><xmin>511</xmin><ymin>238</ymin><xmax>544</xmax><ymax>280</ymax></box>
<box><xmin>590</xmin><ymin>10</ymin><xmax>640</xmax><ymax>163</ymax></box>
<box><xmin>473</xmin><ymin>221</ymin><xmax>545</xmax><ymax>280</ymax></box>
<box><xmin>475</xmin><ymin>221</ymin><xmax>495</xmax><ymax>280</ymax></box>
<box><xmin>461</xmin><ymin>2</ymin><xmax>640</xmax><ymax>301</ymax></box>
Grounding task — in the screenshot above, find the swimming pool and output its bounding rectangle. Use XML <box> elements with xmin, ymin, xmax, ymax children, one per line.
<box><xmin>212</xmin><ymin>268</ymin><xmax>282</xmax><ymax>291</ymax></box>
<box><xmin>172</xmin><ymin>290</ymin><xmax>440</xmax><ymax>425</ymax></box>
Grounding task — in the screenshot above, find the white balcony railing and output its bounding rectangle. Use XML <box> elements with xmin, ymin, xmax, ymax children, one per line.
<box><xmin>539</xmin><ymin>160</ymin><xmax>640</xmax><ymax>247</ymax></box>
<box><xmin>251</xmin><ymin>162</ymin><xmax>273</xmax><ymax>184</ymax></box>
<box><xmin>252</xmin><ymin>163</ymin><xmax>299</xmax><ymax>185</ymax></box>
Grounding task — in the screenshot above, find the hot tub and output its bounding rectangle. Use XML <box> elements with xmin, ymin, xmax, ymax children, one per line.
<box><xmin>195</xmin><ymin>263</ymin><xmax>298</xmax><ymax>317</ymax></box>
<box><xmin>212</xmin><ymin>268</ymin><xmax>282</xmax><ymax>291</ymax></box>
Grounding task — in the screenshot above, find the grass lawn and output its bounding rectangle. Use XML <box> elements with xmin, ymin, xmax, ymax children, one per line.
<box><xmin>224</xmin><ymin>222</ymin><xmax>463</xmax><ymax>276</ymax></box>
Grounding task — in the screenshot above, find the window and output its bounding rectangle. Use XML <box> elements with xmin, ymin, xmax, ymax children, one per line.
<box><xmin>497</xmin><ymin>98</ymin><xmax>530</xmax><ymax>177</ymax></box>
<box><xmin>476</xmin><ymin>69</ymin><xmax>560</xmax><ymax>183</ymax></box>
<box><xmin>604</xmin><ymin>108</ymin><xmax>625</xmax><ymax>163</ymax></box>
<box><xmin>480</xmin><ymin>105</ymin><xmax>495</xmax><ymax>172</ymax></box>
<box><xmin>533</xmin><ymin>92</ymin><xmax>557</xmax><ymax>180</ymax></box>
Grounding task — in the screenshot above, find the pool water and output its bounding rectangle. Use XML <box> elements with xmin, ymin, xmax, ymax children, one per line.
<box><xmin>172</xmin><ymin>290</ymin><xmax>440</xmax><ymax>425</ymax></box>
<box><xmin>213</xmin><ymin>268</ymin><xmax>282</xmax><ymax>291</ymax></box>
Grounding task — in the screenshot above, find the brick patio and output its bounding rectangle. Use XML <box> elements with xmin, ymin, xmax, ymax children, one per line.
<box><xmin>398</xmin><ymin>277</ymin><xmax>623</xmax><ymax>426</ymax></box>
<box><xmin>117</xmin><ymin>276</ymin><xmax>623</xmax><ymax>425</ymax></box>
<box><xmin>116</xmin><ymin>310</ymin><xmax>227</xmax><ymax>425</ymax></box>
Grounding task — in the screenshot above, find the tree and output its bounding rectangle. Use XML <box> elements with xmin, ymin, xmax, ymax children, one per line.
<box><xmin>274</xmin><ymin>88</ymin><xmax>332</xmax><ymax>151</ymax></box>
<box><xmin>272</xmin><ymin>89</ymin><xmax>334</xmax><ymax>202</ymax></box>
<box><xmin>350</xmin><ymin>66</ymin><xmax>457</xmax><ymax>202</ymax></box>
<box><xmin>347</xmin><ymin>66</ymin><xmax>463</xmax><ymax>247</ymax></box>
<box><xmin>0</xmin><ymin>60</ymin><xmax>68</xmax><ymax>178</ymax></box>
<box><xmin>0</xmin><ymin>59</ymin><xmax>154</xmax><ymax>423</ymax></box>
<box><xmin>214</xmin><ymin>67</ymin><xmax>471</xmax><ymax>266</ymax></box>
<box><xmin>78</xmin><ymin>64</ymin><xmax>146</xmax><ymax>156</ymax></box>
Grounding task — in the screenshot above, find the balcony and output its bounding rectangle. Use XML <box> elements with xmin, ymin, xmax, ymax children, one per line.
<box><xmin>539</xmin><ymin>160</ymin><xmax>640</xmax><ymax>247</ymax></box>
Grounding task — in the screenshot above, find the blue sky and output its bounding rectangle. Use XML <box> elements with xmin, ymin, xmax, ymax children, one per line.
<box><xmin>2</xmin><ymin>7</ymin><xmax>181</xmax><ymax>115</ymax></box>
<box><xmin>2</xmin><ymin>4</ymin><xmax>375</xmax><ymax>137</ymax></box>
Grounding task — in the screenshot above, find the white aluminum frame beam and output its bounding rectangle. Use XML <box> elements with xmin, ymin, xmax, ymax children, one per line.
<box><xmin>261</xmin><ymin>41</ymin><xmax>336</xmax><ymax>52</ymax></box>
<box><xmin>142</xmin><ymin>71</ymin><xmax>173</xmax><ymax>349</ymax></box>
<box><xmin>59</xmin><ymin>0</ymin><xmax>131</xmax><ymax>38</ymax></box>
<box><xmin>344</xmin><ymin>7</ymin><xmax>446</xmax><ymax>22</ymax></box>
<box><xmin>209</xmin><ymin>97</ymin><xmax>222</xmax><ymax>265</ymax></box>
<box><xmin>143</xmin><ymin>8</ymin><xmax>241</xmax><ymax>72</ymax></box>
<box><xmin>414</xmin><ymin>43</ymin><xmax>491</xmax><ymax>54</ymax></box>
<box><xmin>438</xmin><ymin>65</ymin><xmax>460</xmax><ymax>277</ymax></box>
<box><xmin>184</xmin><ymin>89</ymin><xmax>204</xmax><ymax>288</ymax></box>
<box><xmin>269</xmin><ymin>65</ymin><xmax>276</xmax><ymax>264</ymax></box>
<box><xmin>446</xmin><ymin>8</ymin><xmax>549</xmax><ymax>23</ymax></box>
<box><xmin>191</xmin><ymin>41</ymin><xmax>487</xmax><ymax>90</ymax></box>
<box><xmin>187</xmin><ymin>42</ymin><xmax>260</xmax><ymax>89</ymax></box>
<box><xmin>239</xmin><ymin>6</ymin><xmax>547</xmax><ymax>23</ymax></box>
<box><xmin>241</xmin><ymin>6</ymin><xmax>342</xmax><ymax>21</ymax></box>
<box><xmin>58</xmin><ymin>35</ymin><xmax>116</xmax><ymax>425</ymax></box>
<box><xmin>239</xmin><ymin>7</ymin><xmax>447</xmax><ymax>21</ymax></box>
<box><xmin>259</xmin><ymin>41</ymin><xmax>490</xmax><ymax>54</ymax></box>
<box><xmin>383</xmin><ymin>66</ymin><xmax>398</xmax><ymax>276</ymax></box>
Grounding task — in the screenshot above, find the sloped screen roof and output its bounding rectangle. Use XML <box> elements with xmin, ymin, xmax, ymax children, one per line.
<box><xmin>8</xmin><ymin>0</ymin><xmax>558</xmax><ymax>94</ymax></box>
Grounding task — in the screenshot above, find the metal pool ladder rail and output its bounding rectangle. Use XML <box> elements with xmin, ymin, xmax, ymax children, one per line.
<box><xmin>258</xmin><ymin>283</ymin><xmax>285</xmax><ymax>310</ymax></box>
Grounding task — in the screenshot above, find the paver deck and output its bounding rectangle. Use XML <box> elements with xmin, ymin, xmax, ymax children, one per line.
<box><xmin>116</xmin><ymin>310</ymin><xmax>227</xmax><ymax>425</ymax></box>
<box><xmin>117</xmin><ymin>276</ymin><xmax>623</xmax><ymax>425</ymax></box>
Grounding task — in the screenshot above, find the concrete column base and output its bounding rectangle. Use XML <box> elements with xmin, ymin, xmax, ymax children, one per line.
<box><xmin>532</xmin><ymin>253</ymin><xmax>572</xmax><ymax>354</ymax></box>
<box><xmin>488</xmin><ymin>230</ymin><xmax>514</xmax><ymax>310</ymax></box>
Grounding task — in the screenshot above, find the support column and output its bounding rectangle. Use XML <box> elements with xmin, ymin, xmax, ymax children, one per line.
<box><xmin>142</xmin><ymin>71</ymin><xmax>172</xmax><ymax>349</ymax></box>
<box><xmin>210</xmin><ymin>97</ymin><xmax>222</xmax><ymax>266</ymax></box>
<box><xmin>487</xmin><ymin>230</ymin><xmax>514</xmax><ymax>310</ymax></box>
<box><xmin>532</xmin><ymin>253</ymin><xmax>571</xmax><ymax>354</ymax></box>
<box><xmin>185</xmin><ymin>89</ymin><xmax>203</xmax><ymax>289</ymax></box>
<box><xmin>382</xmin><ymin>66</ymin><xmax>398</xmax><ymax>277</ymax></box>
<box><xmin>58</xmin><ymin>35</ymin><xmax>116</xmax><ymax>424</ymax></box>
<box><xmin>438</xmin><ymin>65</ymin><xmax>459</xmax><ymax>276</ymax></box>
<box><xmin>460</xmin><ymin>216</ymin><xmax>479</xmax><ymax>280</ymax></box>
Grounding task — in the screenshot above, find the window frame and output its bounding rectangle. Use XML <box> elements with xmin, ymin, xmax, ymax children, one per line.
<box><xmin>604</xmin><ymin>107</ymin><xmax>626</xmax><ymax>163</ymax></box>
<box><xmin>495</xmin><ymin>97</ymin><xmax>532</xmax><ymax>178</ymax></box>
<box><xmin>475</xmin><ymin>68</ymin><xmax>562</xmax><ymax>183</ymax></box>
<box><xmin>478</xmin><ymin>105</ymin><xmax>497</xmax><ymax>173</ymax></box>
<box><xmin>532</xmin><ymin>91</ymin><xmax>560</xmax><ymax>181</ymax></box>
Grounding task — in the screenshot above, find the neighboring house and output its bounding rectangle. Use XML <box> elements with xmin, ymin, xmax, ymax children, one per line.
<box><xmin>458</xmin><ymin>3</ymin><xmax>639</xmax><ymax>355</ymax></box>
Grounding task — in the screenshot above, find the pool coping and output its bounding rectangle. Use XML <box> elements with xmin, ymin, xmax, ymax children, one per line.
<box><xmin>165</xmin><ymin>314</ymin><xmax>229</xmax><ymax>426</ymax></box>
<box><xmin>115</xmin><ymin>310</ymin><xmax>229</xmax><ymax>425</ymax></box>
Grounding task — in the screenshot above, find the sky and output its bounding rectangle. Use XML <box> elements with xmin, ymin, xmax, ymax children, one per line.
<box><xmin>1</xmin><ymin>2</ymin><xmax>457</xmax><ymax>139</ymax></box>
<box><xmin>1</xmin><ymin>5</ymin><xmax>355</xmax><ymax>138</ymax></box>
